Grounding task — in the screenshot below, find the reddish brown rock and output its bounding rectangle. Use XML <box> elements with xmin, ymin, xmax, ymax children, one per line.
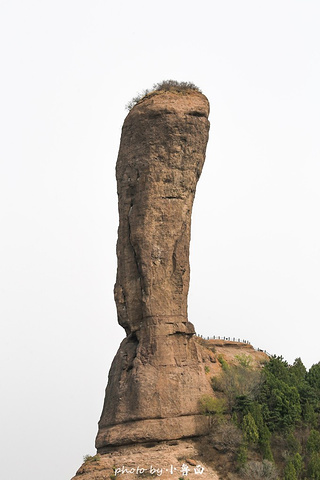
<box><xmin>71</xmin><ymin>440</ymin><xmax>220</xmax><ymax>480</ymax></box>
<box><xmin>96</xmin><ymin>89</ymin><xmax>212</xmax><ymax>451</ymax></box>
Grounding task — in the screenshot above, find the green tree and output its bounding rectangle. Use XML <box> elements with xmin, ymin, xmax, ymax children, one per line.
<box><xmin>307</xmin><ymin>430</ymin><xmax>320</xmax><ymax>455</ymax></box>
<box><xmin>307</xmin><ymin>363</ymin><xmax>320</xmax><ymax>392</ymax></box>
<box><xmin>292</xmin><ymin>453</ymin><xmax>303</xmax><ymax>479</ymax></box>
<box><xmin>259</xmin><ymin>358</ymin><xmax>302</xmax><ymax>431</ymax></box>
<box><xmin>259</xmin><ymin>424</ymin><xmax>274</xmax><ymax>462</ymax></box>
<box><xmin>307</xmin><ymin>453</ymin><xmax>320</xmax><ymax>480</ymax></box>
<box><xmin>249</xmin><ymin>402</ymin><xmax>264</xmax><ymax>431</ymax></box>
<box><xmin>284</xmin><ymin>461</ymin><xmax>298</xmax><ymax>480</ymax></box>
<box><xmin>286</xmin><ymin>432</ymin><xmax>302</xmax><ymax>455</ymax></box>
<box><xmin>265</xmin><ymin>356</ymin><xmax>290</xmax><ymax>383</ymax></box>
<box><xmin>303</xmin><ymin>401</ymin><xmax>318</xmax><ymax>427</ymax></box>
<box><xmin>242</xmin><ymin>412</ymin><xmax>259</xmax><ymax>444</ymax></box>
<box><xmin>237</xmin><ymin>443</ymin><xmax>248</xmax><ymax>469</ymax></box>
<box><xmin>290</xmin><ymin>358</ymin><xmax>307</xmax><ymax>386</ymax></box>
<box><xmin>289</xmin><ymin>358</ymin><xmax>320</xmax><ymax>426</ymax></box>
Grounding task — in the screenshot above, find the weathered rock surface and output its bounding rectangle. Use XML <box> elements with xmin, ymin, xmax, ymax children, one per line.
<box><xmin>96</xmin><ymin>90</ymin><xmax>212</xmax><ymax>451</ymax></box>
<box><xmin>114</xmin><ymin>90</ymin><xmax>210</xmax><ymax>335</ymax></box>
<box><xmin>72</xmin><ymin>439</ymin><xmax>220</xmax><ymax>480</ymax></box>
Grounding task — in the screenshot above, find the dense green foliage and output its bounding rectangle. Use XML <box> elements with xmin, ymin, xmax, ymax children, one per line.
<box><xmin>207</xmin><ymin>355</ymin><xmax>320</xmax><ymax>479</ymax></box>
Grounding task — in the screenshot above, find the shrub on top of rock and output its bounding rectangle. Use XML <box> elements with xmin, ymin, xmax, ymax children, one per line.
<box><xmin>126</xmin><ymin>79</ymin><xmax>201</xmax><ymax>110</ymax></box>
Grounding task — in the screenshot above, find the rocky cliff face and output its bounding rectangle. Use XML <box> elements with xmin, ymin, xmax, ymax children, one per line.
<box><xmin>96</xmin><ymin>90</ymin><xmax>213</xmax><ymax>451</ymax></box>
<box><xmin>72</xmin><ymin>339</ymin><xmax>269</xmax><ymax>480</ymax></box>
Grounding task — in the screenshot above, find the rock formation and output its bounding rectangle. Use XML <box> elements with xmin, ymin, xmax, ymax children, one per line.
<box><xmin>72</xmin><ymin>339</ymin><xmax>268</xmax><ymax>480</ymax></box>
<box><xmin>96</xmin><ymin>88</ymin><xmax>213</xmax><ymax>451</ymax></box>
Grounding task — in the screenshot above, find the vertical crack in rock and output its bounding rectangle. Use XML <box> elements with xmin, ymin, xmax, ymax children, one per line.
<box><xmin>127</xmin><ymin>203</ymin><xmax>144</xmax><ymax>306</ymax></box>
<box><xmin>96</xmin><ymin>89</ymin><xmax>213</xmax><ymax>451</ymax></box>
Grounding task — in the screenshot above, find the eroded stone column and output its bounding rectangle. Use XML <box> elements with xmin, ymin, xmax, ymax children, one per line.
<box><xmin>96</xmin><ymin>90</ymin><xmax>212</xmax><ymax>450</ymax></box>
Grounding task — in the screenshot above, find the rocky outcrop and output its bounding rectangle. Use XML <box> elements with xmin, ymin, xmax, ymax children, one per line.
<box><xmin>72</xmin><ymin>440</ymin><xmax>220</xmax><ymax>480</ymax></box>
<box><xmin>71</xmin><ymin>337</ymin><xmax>269</xmax><ymax>480</ymax></box>
<box><xmin>96</xmin><ymin>90</ymin><xmax>212</xmax><ymax>451</ymax></box>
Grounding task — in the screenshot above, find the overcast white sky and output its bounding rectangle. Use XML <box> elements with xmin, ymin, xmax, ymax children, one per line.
<box><xmin>1</xmin><ymin>1</ymin><xmax>320</xmax><ymax>479</ymax></box>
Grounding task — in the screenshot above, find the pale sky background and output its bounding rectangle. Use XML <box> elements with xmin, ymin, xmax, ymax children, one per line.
<box><xmin>1</xmin><ymin>1</ymin><xmax>320</xmax><ymax>479</ymax></box>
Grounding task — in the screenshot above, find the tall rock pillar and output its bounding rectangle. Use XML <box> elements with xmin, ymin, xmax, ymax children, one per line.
<box><xmin>96</xmin><ymin>89</ymin><xmax>212</xmax><ymax>451</ymax></box>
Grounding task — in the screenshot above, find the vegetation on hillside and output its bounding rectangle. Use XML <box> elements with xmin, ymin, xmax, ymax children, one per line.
<box><xmin>201</xmin><ymin>355</ymin><xmax>320</xmax><ymax>480</ymax></box>
<box><xmin>125</xmin><ymin>80</ymin><xmax>201</xmax><ymax>111</ymax></box>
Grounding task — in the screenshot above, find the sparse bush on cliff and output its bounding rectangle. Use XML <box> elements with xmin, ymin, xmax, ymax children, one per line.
<box><xmin>211</xmin><ymin>358</ymin><xmax>262</xmax><ymax>412</ymax></box>
<box><xmin>211</xmin><ymin>421</ymin><xmax>243</xmax><ymax>452</ymax></box>
<box><xmin>217</xmin><ymin>354</ymin><xmax>229</xmax><ymax>370</ymax></box>
<box><xmin>240</xmin><ymin>460</ymin><xmax>278</xmax><ymax>480</ymax></box>
<box><xmin>199</xmin><ymin>395</ymin><xmax>226</xmax><ymax>417</ymax></box>
<box><xmin>126</xmin><ymin>80</ymin><xmax>201</xmax><ymax>110</ymax></box>
<box><xmin>153</xmin><ymin>79</ymin><xmax>200</xmax><ymax>92</ymax></box>
<box><xmin>83</xmin><ymin>454</ymin><xmax>100</xmax><ymax>463</ymax></box>
<box><xmin>235</xmin><ymin>353</ymin><xmax>253</xmax><ymax>368</ymax></box>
